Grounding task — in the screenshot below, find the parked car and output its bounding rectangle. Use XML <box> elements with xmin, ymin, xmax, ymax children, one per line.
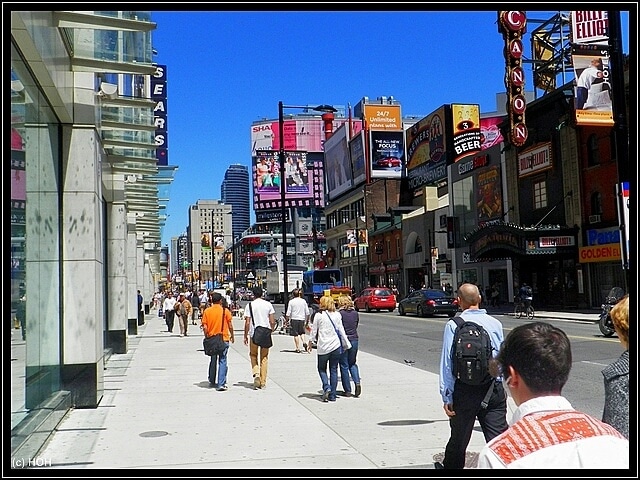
<box><xmin>397</xmin><ymin>289</ymin><xmax>459</xmax><ymax>317</ymax></box>
<box><xmin>354</xmin><ymin>287</ymin><xmax>397</xmax><ymax>312</ymax></box>
<box><xmin>374</xmin><ymin>156</ymin><xmax>402</xmax><ymax>168</ymax></box>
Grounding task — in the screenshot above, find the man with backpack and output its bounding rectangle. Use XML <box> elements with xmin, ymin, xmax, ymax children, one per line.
<box><xmin>436</xmin><ymin>283</ymin><xmax>508</xmax><ymax>469</ymax></box>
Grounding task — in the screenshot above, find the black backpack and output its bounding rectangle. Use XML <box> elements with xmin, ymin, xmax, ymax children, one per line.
<box><xmin>451</xmin><ymin>316</ymin><xmax>494</xmax><ymax>386</ymax></box>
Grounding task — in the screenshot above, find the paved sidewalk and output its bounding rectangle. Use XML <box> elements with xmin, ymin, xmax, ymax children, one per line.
<box><xmin>35</xmin><ymin>312</ymin><xmax>495</xmax><ymax>470</ymax></box>
<box><xmin>34</xmin><ymin>306</ymin><xmax>597</xmax><ymax>471</ymax></box>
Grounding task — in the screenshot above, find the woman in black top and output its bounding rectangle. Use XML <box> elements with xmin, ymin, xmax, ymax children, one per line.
<box><xmin>337</xmin><ymin>295</ymin><xmax>361</xmax><ymax>397</ymax></box>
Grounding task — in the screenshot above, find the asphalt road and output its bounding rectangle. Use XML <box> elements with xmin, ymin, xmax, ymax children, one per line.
<box><xmin>298</xmin><ymin>307</ymin><xmax>621</xmax><ymax>420</ymax></box>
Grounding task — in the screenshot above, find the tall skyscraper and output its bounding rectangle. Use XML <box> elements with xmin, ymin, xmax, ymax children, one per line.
<box><xmin>221</xmin><ymin>164</ymin><xmax>250</xmax><ymax>239</ymax></box>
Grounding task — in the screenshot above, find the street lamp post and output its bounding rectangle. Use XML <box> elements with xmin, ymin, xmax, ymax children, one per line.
<box><xmin>231</xmin><ymin>237</ymin><xmax>237</xmax><ymax>304</ymax></box>
<box><xmin>278</xmin><ymin>101</ymin><xmax>337</xmax><ymax>310</ymax></box>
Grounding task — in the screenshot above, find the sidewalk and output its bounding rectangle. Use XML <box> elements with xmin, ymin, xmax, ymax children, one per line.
<box><xmin>34</xmin><ymin>307</ymin><xmax>595</xmax><ymax>470</ymax></box>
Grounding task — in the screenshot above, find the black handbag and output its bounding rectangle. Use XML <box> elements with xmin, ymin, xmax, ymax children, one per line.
<box><xmin>203</xmin><ymin>333</ymin><xmax>226</xmax><ymax>356</ymax></box>
<box><xmin>249</xmin><ymin>303</ymin><xmax>273</xmax><ymax>348</ymax></box>
<box><xmin>203</xmin><ymin>307</ymin><xmax>228</xmax><ymax>356</ymax></box>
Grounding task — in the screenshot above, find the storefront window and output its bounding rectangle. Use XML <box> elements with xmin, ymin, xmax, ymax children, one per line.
<box><xmin>11</xmin><ymin>46</ymin><xmax>62</xmax><ymax>423</ymax></box>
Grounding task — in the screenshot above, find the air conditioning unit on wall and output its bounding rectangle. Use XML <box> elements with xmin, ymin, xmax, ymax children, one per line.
<box><xmin>589</xmin><ymin>214</ymin><xmax>601</xmax><ymax>224</ymax></box>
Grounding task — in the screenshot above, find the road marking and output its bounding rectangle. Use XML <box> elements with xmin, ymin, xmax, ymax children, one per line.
<box><xmin>582</xmin><ymin>361</ymin><xmax>609</xmax><ymax>367</ymax></box>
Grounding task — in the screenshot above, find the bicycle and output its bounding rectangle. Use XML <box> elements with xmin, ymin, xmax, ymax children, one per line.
<box><xmin>274</xmin><ymin>311</ymin><xmax>290</xmax><ymax>335</ymax></box>
<box><xmin>513</xmin><ymin>296</ymin><xmax>535</xmax><ymax>319</ymax></box>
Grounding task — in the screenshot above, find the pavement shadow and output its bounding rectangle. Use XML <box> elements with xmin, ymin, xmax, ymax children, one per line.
<box><xmin>195</xmin><ymin>381</ymin><xmax>214</xmax><ymax>389</ymax></box>
<box><xmin>234</xmin><ymin>381</ymin><xmax>259</xmax><ymax>390</ymax></box>
<box><xmin>297</xmin><ymin>392</ymin><xmax>328</xmax><ymax>402</ymax></box>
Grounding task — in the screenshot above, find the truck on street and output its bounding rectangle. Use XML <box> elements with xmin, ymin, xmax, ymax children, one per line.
<box><xmin>265</xmin><ymin>266</ymin><xmax>305</xmax><ymax>304</ymax></box>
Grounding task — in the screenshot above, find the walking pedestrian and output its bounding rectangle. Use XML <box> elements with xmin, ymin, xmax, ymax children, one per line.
<box><xmin>190</xmin><ymin>289</ymin><xmax>200</xmax><ymax>325</ymax></box>
<box><xmin>199</xmin><ymin>289</ymin><xmax>208</xmax><ymax>317</ymax></box>
<box><xmin>435</xmin><ymin>283</ymin><xmax>508</xmax><ymax>469</ymax></box>
<box><xmin>162</xmin><ymin>292</ymin><xmax>177</xmax><ymax>333</ymax></box>
<box><xmin>337</xmin><ymin>295</ymin><xmax>361</xmax><ymax>397</ymax></box>
<box><xmin>601</xmin><ymin>294</ymin><xmax>629</xmax><ymax>439</ymax></box>
<box><xmin>137</xmin><ymin>290</ymin><xmax>145</xmax><ymax>326</ymax></box>
<box><xmin>307</xmin><ymin>295</ymin><xmax>350</xmax><ymax>402</ymax></box>
<box><xmin>201</xmin><ymin>292</ymin><xmax>234</xmax><ymax>391</ymax></box>
<box><xmin>176</xmin><ymin>293</ymin><xmax>193</xmax><ymax>337</ymax></box>
<box><xmin>477</xmin><ymin>322</ymin><xmax>628</xmax><ymax>468</ymax></box>
<box><xmin>243</xmin><ymin>286</ymin><xmax>275</xmax><ymax>390</ymax></box>
<box><xmin>285</xmin><ymin>288</ymin><xmax>310</xmax><ymax>353</ymax></box>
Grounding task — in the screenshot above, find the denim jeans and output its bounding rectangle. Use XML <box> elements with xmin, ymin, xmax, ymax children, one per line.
<box><xmin>208</xmin><ymin>342</ymin><xmax>229</xmax><ymax>386</ymax></box>
<box><xmin>317</xmin><ymin>347</ymin><xmax>341</xmax><ymax>400</ymax></box>
<box><xmin>339</xmin><ymin>339</ymin><xmax>361</xmax><ymax>392</ymax></box>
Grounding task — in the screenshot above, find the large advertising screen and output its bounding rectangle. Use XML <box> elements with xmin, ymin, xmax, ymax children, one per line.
<box><xmin>325</xmin><ymin>124</ymin><xmax>353</xmax><ymax>201</ymax></box>
<box><xmin>253</xmin><ymin>151</ymin><xmax>325</xmax><ymax>210</ymax></box>
<box><xmin>405</xmin><ymin>105</ymin><xmax>450</xmax><ymax>189</ymax></box>
<box><xmin>475</xmin><ymin>165</ymin><xmax>503</xmax><ymax>223</ymax></box>
<box><xmin>450</xmin><ymin>104</ymin><xmax>481</xmax><ymax>163</ymax></box>
<box><xmin>369</xmin><ymin>130</ymin><xmax>404</xmax><ymax>179</ymax></box>
<box><xmin>349</xmin><ymin>130</ymin><xmax>367</xmax><ymax>187</ymax></box>
<box><xmin>479</xmin><ymin>116</ymin><xmax>505</xmax><ymax>150</ymax></box>
<box><xmin>250</xmin><ymin>118</ymin><xmax>362</xmax><ymax>155</ymax></box>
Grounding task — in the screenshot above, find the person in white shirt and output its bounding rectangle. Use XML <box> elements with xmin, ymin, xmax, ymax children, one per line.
<box><xmin>308</xmin><ymin>295</ymin><xmax>350</xmax><ymax>402</ymax></box>
<box><xmin>477</xmin><ymin>321</ymin><xmax>629</xmax><ymax>469</ymax></box>
<box><xmin>243</xmin><ymin>287</ymin><xmax>275</xmax><ymax>390</ymax></box>
<box><xmin>285</xmin><ymin>289</ymin><xmax>311</xmax><ymax>353</ymax></box>
<box><xmin>199</xmin><ymin>289</ymin><xmax>208</xmax><ymax>317</ymax></box>
<box><xmin>162</xmin><ymin>293</ymin><xmax>177</xmax><ymax>333</ymax></box>
<box><xmin>575</xmin><ymin>57</ymin><xmax>604</xmax><ymax>110</ymax></box>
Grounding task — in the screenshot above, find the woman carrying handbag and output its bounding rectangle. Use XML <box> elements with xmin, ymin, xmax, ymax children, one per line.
<box><xmin>308</xmin><ymin>295</ymin><xmax>351</xmax><ymax>402</ymax></box>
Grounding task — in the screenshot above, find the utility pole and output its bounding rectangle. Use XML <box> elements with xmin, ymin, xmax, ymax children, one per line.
<box><xmin>608</xmin><ymin>11</ymin><xmax>630</xmax><ymax>287</ymax></box>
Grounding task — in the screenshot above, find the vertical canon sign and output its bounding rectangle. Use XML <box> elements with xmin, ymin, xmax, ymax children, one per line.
<box><xmin>498</xmin><ymin>11</ymin><xmax>528</xmax><ymax>147</ymax></box>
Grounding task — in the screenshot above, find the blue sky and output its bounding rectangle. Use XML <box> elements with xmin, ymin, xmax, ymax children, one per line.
<box><xmin>152</xmin><ymin>9</ymin><xmax>630</xmax><ymax>246</ymax></box>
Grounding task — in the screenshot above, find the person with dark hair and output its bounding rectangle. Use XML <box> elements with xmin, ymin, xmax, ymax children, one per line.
<box><xmin>518</xmin><ymin>282</ymin><xmax>533</xmax><ymax>310</ymax></box>
<box><xmin>137</xmin><ymin>290</ymin><xmax>144</xmax><ymax>326</ymax></box>
<box><xmin>337</xmin><ymin>295</ymin><xmax>361</xmax><ymax>397</ymax></box>
<box><xmin>200</xmin><ymin>292</ymin><xmax>234</xmax><ymax>391</ymax></box>
<box><xmin>285</xmin><ymin>288</ymin><xmax>310</xmax><ymax>353</ymax></box>
<box><xmin>602</xmin><ymin>294</ymin><xmax>629</xmax><ymax>439</ymax></box>
<box><xmin>190</xmin><ymin>289</ymin><xmax>200</xmax><ymax>325</ymax></box>
<box><xmin>478</xmin><ymin>322</ymin><xmax>628</xmax><ymax>468</ymax></box>
<box><xmin>436</xmin><ymin>283</ymin><xmax>508</xmax><ymax>469</ymax></box>
<box><xmin>176</xmin><ymin>292</ymin><xmax>192</xmax><ymax>337</ymax></box>
<box><xmin>162</xmin><ymin>292</ymin><xmax>176</xmax><ymax>333</ymax></box>
<box><xmin>243</xmin><ymin>286</ymin><xmax>275</xmax><ymax>390</ymax></box>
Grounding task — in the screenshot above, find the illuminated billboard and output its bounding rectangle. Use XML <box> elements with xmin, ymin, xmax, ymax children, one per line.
<box><xmin>325</xmin><ymin>124</ymin><xmax>353</xmax><ymax>201</ymax></box>
<box><xmin>250</xmin><ymin>118</ymin><xmax>362</xmax><ymax>155</ymax></box>
<box><xmin>450</xmin><ymin>104</ymin><xmax>481</xmax><ymax>163</ymax></box>
<box><xmin>252</xmin><ymin>151</ymin><xmax>325</xmax><ymax>210</ymax></box>
<box><xmin>349</xmin><ymin>130</ymin><xmax>367</xmax><ymax>187</ymax></box>
<box><xmin>405</xmin><ymin>105</ymin><xmax>449</xmax><ymax>189</ymax></box>
<box><xmin>370</xmin><ymin>130</ymin><xmax>404</xmax><ymax>179</ymax></box>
